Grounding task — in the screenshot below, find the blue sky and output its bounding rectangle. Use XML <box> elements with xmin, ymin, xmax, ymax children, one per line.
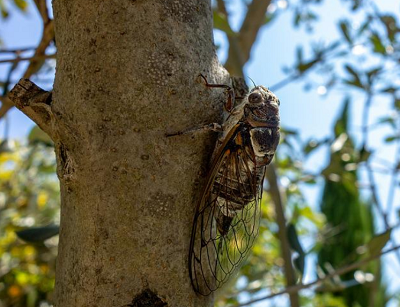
<box><xmin>1</xmin><ymin>0</ymin><xmax>400</xmax><ymax>306</ymax></box>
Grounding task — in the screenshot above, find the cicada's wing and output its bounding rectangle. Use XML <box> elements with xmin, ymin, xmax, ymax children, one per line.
<box><xmin>189</xmin><ymin>124</ymin><xmax>266</xmax><ymax>295</ymax></box>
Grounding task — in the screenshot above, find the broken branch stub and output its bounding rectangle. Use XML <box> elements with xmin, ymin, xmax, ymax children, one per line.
<box><xmin>8</xmin><ymin>78</ymin><xmax>55</xmax><ymax>139</ymax></box>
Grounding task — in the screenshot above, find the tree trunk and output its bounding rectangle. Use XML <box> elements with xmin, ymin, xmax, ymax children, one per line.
<box><xmin>49</xmin><ymin>0</ymin><xmax>227</xmax><ymax>306</ymax></box>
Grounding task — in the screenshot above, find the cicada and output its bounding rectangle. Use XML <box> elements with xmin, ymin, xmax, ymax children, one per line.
<box><xmin>188</xmin><ymin>75</ymin><xmax>280</xmax><ymax>295</ymax></box>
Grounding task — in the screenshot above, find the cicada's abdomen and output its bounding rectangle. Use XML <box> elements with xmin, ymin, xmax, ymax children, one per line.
<box><xmin>211</xmin><ymin>129</ymin><xmax>266</xmax><ymax>235</ymax></box>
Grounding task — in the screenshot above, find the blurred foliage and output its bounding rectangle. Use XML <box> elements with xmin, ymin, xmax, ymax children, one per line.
<box><xmin>317</xmin><ymin>101</ymin><xmax>388</xmax><ymax>307</ymax></box>
<box><xmin>0</xmin><ymin>136</ymin><xmax>58</xmax><ymax>307</ymax></box>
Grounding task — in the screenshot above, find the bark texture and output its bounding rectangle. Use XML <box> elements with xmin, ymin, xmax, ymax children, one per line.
<box><xmin>49</xmin><ymin>0</ymin><xmax>228</xmax><ymax>306</ymax></box>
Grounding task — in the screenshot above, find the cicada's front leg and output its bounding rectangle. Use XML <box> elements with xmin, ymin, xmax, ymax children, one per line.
<box><xmin>198</xmin><ymin>74</ymin><xmax>236</xmax><ymax>112</ymax></box>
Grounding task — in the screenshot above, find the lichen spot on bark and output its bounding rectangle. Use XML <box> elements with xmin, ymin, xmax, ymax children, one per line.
<box><xmin>123</xmin><ymin>289</ymin><xmax>167</xmax><ymax>307</ymax></box>
<box><xmin>146</xmin><ymin>51</ymin><xmax>177</xmax><ymax>86</ymax></box>
<box><xmin>162</xmin><ymin>0</ymin><xmax>202</xmax><ymax>23</ymax></box>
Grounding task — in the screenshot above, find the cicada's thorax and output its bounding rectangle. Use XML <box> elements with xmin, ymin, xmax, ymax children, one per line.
<box><xmin>244</xmin><ymin>95</ymin><xmax>280</xmax><ymax>161</ymax></box>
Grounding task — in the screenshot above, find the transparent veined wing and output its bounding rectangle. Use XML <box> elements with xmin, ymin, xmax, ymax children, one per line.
<box><xmin>189</xmin><ymin>123</ymin><xmax>273</xmax><ymax>295</ymax></box>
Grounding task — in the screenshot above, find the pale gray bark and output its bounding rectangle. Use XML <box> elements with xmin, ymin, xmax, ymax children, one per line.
<box><xmin>11</xmin><ymin>0</ymin><xmax>231</xmax><ymax>306</ymax></box>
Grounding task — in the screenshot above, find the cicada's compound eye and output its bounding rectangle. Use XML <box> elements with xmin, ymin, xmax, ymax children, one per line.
<box><xmin>248</xmin><ymin>92</ymin><xmax>263</xmax><ymax>104</ymax></box>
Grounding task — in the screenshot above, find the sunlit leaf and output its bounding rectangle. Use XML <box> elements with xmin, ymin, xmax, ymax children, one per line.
<box><xmin>369</xmin><ymin>32</ymin><xmax>386</xmax><ymax>54</ymax></box>
<box><xmin>384</xmin><ymin>135</ymin><xmax>400</xmax><ymax>143</ymax></box>
<box><xmin>0</xmin><ymin>0</ymin><xmax>8</xmax><ymax>18</ymax></box>
<box><xmin>13</xmin><ymin>0</ymin><xmax>27</xmax><ymax>11</ymax></box>
<box><xmin>287</xmin><ymin>223</ymin><xmax>304</xmax><ymax>255</ymax></box>
<box><xmin>380</xmin><ymin>15</ymin><xmax>399</xmax><ymax>42</ymax></box>
<box><xmin>339</xmin><ymin>20</ymin><xmax>352</xmax><ymax>43</ymax></box>
<box><xmin>363</xmin><ymin>229</ymin><xmax>391</xmax><ymax>258</ymax></box>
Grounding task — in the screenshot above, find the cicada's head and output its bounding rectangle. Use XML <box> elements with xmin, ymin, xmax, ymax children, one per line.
<box><xmin>248</xmin><ymin>86</ymin><xmax>280</xmax><ymax>108</ymax></box>
<box><xmin>244</xmin><ymin>86</ymin><xmax>280</xmax><ymax>127</ymax></box>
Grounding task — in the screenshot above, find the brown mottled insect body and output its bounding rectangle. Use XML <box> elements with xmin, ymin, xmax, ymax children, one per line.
<box><xmin>186</xmin><ymin>77</ymin><xmax>280</xmax><ymax>295</ymax></box>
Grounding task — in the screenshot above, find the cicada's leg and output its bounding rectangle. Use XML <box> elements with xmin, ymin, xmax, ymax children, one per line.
<box><xmin>165</xmin><ymin>122</ymin><xmax>223</xmax><ymax>137</ymax></box>
<box><xmin>199</xmin><ymin>74</ymin><xmax>235</xmax><ymax>112</ymax></box>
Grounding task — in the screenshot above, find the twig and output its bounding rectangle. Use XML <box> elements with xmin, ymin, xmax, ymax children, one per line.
<box><xmin>0</xmin><ymin>53</ymin><xmax>56</xmax><ymax>65</ymax></box>
<box><xmin>233</xmin><ymin>244</ymin><xmax>400</xmax><ymax>307</ymax></box>
<box><xmin>33</xmin><ymin>0</ymin><xmax>50</xmax><ymax>24</ymax></box>
<box><xmin>266</xmin><ymin>164</ymin><xmax>300</xmax><ymax>307</ymax></box>
<box><xmin>0</xmin><ymin>47</ymin><xmax>37</xmax><ymax>54</ymax></box>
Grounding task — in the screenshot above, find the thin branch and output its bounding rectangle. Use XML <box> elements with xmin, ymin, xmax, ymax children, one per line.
<box><xmin>224</xmin><ymin>0</ymin><xmax>272</xmax><ymax>76</ymax></box>
<box><xmin>0</xmin><ymin>53</ymin><xmax>56</xmax><ymax>65</ymax></box>
<box><xmin>266</xmin><ymin>164</ymin><xmax>300</xmax><ymax>307</ymax></box>
<box><xmin>233</xmin><ymin>244</ymin><xmax>400</xmax><ymax>307</ymax></box>
<box><xmin>33</xmin><ymin>0</ymin><xmax>50</xmax><ymax>24</ymax></box>
<box><xmin>0</xmin><ymin>47</ymin><xmax>37</xmax><ymax>54</ymax></box>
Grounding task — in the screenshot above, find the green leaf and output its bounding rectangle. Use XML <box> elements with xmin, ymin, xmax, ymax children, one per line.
<box><xmin>0</xmin><ymin>0</ymin><xmax>9</xmax><ymax>18</ymax></box>
<box><xmin>334</xmin><ymin>98</ymin><xmax>350</xmax><ymax>137</ymax></box>
<box><xmin>16</xmin><ymin>224</ymin><xmax>60</xmax><ymax>243</ymax></box>
<box><xmin>28</xmin><ymin>126</ymin><xmax>53</xmax><ymax>147</ymax></box>
<box><xmin>297</xmin><ymin>58</ymin><xmax>319</xmax><ymax>73</ymax></box>
<box><xmin>394</xmin><ymin>99</ymin><xmax>400</xmax><ymax>110</ymax></box>
<box><xmin>213</xmin><ymin>11</ymin><xmax>235</xmax><ymax>36</ymax></box>
<box><xmin>264</xmin><ymin>13</ymin><xmax>276</xmax><ymax>25</ymax></box>
<box><xmin>339</xmin><ymin>20</ymin><xmax>352</xmax><ymax>43</ymax></box>
<box><xmin>293</xmin><ymin>254</ymin><xmax>305</xmax><ymax>276</ymax></box>
<box><xmin>376</xmin><ymin>116</ymin><xmax>396</xmax><ymax>128</ymax></box>
<box><xmin>358</xmin><ymin>146</ymin><xmax>371</xmax><ymax>162</ymax></box>
<box><xmin>287</xmin><ymin>224</ymin><xmax>306</xmax><ymax>276</ymax></box>
<box><xmin>344</xmin><ymin>64</ymin><xmax>363</xmax><ymax>87</ymax></box>
<box><xmin>343</xmin><ymin>78</ymin><xmax>364</xmax><ymax>89</ymax></box>
<box><xmin>380</xmin><ymin>15</ymin><xmax>398</xmax><ymax>42</ymax></box>
<box><xmin>369</xmin><ymin>32</ymin><xmax>386</xmax><ymax>54</ymax></box>
<box><xmin>304</xmin><ymin>139</ymin><xmax>320</xmax><ymax>154</ymax></box>
<box><xmin>384</xmin><ymin>135</ymin><xmax>400</xmax><ymax>143</ymax></box>
<box><xmin>366</xmin><ymin>66</ymin><xmax>382</xmax><ymax>80</ymax></box>
<box><xmin>364</xmin><ymin>229</ymin><xmax>391</xmax><ymax>257</ymax></box>
<box><xmin>380</xmin><ymin>87</ymin><xmax>396</xmax><ymax>94</ymax></box>
<box><xmin>13</xmin><ymin>0</ymin><xmax>27</xmax><ymax>11</ymax></box>
<box><xmin>287</xmin><ymin>223</ymin><xmax>304</xmax><ymax>255</ymax></box>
